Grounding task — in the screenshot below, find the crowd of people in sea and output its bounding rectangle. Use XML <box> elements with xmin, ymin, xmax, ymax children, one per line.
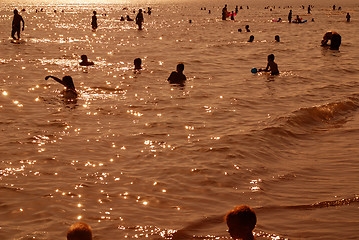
<box><xmin>8</xmin><ymin>4</ymin><xmax>352</xmax><ymax>238</ymax></box>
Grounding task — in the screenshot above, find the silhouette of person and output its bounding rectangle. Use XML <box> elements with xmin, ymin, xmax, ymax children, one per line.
<box><xmin>245</xmin><ymin>25</ymin><xmax>250</xmax><ymax>32</ymax></box>
<box><xmin>45</xmin><ymin>75</ymin><xmax>77</xmax><ymax>98</ymax></box>
<box><xmin>308</xmin><ymin>5</ymin><xmax>311</xmax><ymax>14</ymax></box>
<box><xmin>120</xmin><ymin>16</ymin><xmax>125</xmax><ymax>21</ymax></box>
<box><xmin>321</xmin><ymin>31</ymin><xmax>341</xmax><ymax>50</ymax></box>
<box><xmin>147</xmin><ymin>7</ymin><xmax>152</xmax><ymax>15</ymax></box>
<box><xmin>67</xmin><ymin>222</ymin><xmax>92</xmax><ymax>240</ymax></box>
<box><xmin>79</xmin><ymin>55</ymin><xmax>94</xmax><ymax>66</ymax></box>
<box><xmin>168</xmin><ymin>63</ymin><xmax>186</xmax><ymax>85</ymax></box>
<box><xmin>225</xmin><ymin>205</ymin><xmax>257</xmax><ymax>240</ymax></box>
<box><xmin>346</xmin><ymin>13</ymin><xmax>351</xmax><ymax>22</ymax></box>
<box><xmin>248</xmin><ymin>35</ymin><xmax>254</xmax><ymax>42</ymax></box>
<box><xmin>230</xmin><ymin>11</ymin><xmax>235</xmax><ymax>20</ymax></box>
<box><xmin>259</xmin><ymin>54</ymin><xmax>279</xmax><ymax>75</ymax></box>
<box><xmin>126</xmin><ymin>15</ymin><xmax>133</xmax><ymax>21</ymax></box>
<box><xmin>136</xmin><ymin>9</ymin><xmax>144</xmax><ymax>30</ymax></box>
<box><xmin>222</xmin><ymin>4</ymin><xmax>228</xmax><ymax>20</ymax></box>
<box><xmin>91</xmin><ymin>11</ymin><xmax>97</xmax><ymax>30</ymax></box>
<box><xmin>11</xmin><ymin>9</ymin><xmax>25</xmax><ymax>40</ymax></box>
<box><xmin>134</xmin><ymin>58</ymin><xmax>142</xmax><ymax>70</ymax></box>
<box><xmin>275</xmin><ymin>35</ymin><xmax>280</xmax><ymax>42</ymax></box>
<box><xmin>288</xmin><ymin>9</ymin><xmax>292</xmax><ymax>23</ymax></box>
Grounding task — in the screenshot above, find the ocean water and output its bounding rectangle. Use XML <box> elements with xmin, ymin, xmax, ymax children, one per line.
<box><xmin>0</xmin><ymin>0</ymin><xmax>359</xmax><ymax>239</ymax></box>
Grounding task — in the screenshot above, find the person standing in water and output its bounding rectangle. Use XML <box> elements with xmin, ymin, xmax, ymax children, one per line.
<box><xmin>91</xmin><ymin>11</ymin><xmax>98</xmax><ymax>30</ymax></box>
<box><xmin>288</xmin><ymin>9</ymin><xmax>292</xmax><ymax>23</ymax></box>
<box><xmin>136</xmin><ymin>9</ymin><xmax>144</xmax><ymax>30</ymax></box>
<box><xmin>346</xmin><ymin>13</ymin><xmax>351</xmax><ymax>22</ymax></box>
<box><xmin>11</xmin><ymin>9</ymin><xmax>25</xmax><ymax>40</ymax></box>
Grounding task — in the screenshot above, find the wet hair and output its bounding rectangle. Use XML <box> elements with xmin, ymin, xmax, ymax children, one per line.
<box><xmin>134</xmin><ymin>58</ymin><xmax>142</xmax><ymax>69</ymax></box>
<box><xmin>67</xmin><ymin>222</ymin><xmax>92</xmax><ymax>240</ymax></box>
<box><xmin>176</xmin><ymin>63</ymin><xmax>184</xmax><ymax>72</ymax></box>
<box><xmin>268</xmin><ymin>54</ymin><xmax>275</xmax><ymax>61</ymax></box>
<box><xmin>225</xmin><ymin>205</ymin><xmax>257</xmax><ymax>232</ymax></box>
<box><xmin>81</xmin><ymin>55</ymin><xmax>88</xmax><ymax>61</ymax></box>
<box><xmin>63</xmin><ymin>76</ymin><xmax>75</xmax><ymax>90</ymax></box>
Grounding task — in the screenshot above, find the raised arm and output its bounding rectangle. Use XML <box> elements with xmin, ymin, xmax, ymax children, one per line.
<box><xmin>45</xmin><ymin>75</ymin><xmax>64</xmax><ymax>85</ymax></box>
<box><xmin>21</xmin><ymin>16</ymin><xmax>25</xmax><ymax>30</ymax></box>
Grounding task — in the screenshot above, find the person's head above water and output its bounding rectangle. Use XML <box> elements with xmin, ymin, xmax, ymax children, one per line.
<box><xmin>134</xmin><ymin>58</ymin><xmax>142</xmax><ymax>69</ymax></box>
<box><xmin>62</xmin><ymin>76</ymin><xmax>75</xmax><ymax>90</ymax></box>
<box><xmin>67</xmin><ymin>222</ymin><xmax>92</xmax><ymax>240</ymax></box>
<box><xmin>275</xmin><ymin>35</ymin><xmax>280</xmax><ymax>42</ymax></box>
<box><xmin>176</xmin><ymin>63</ymin><xmax>184</xmax><ymax>73</ymax></box>
<box><xmin>268</xmin><ymin>54</ymin><xmax>275</xmax><ymax>62</ymax></box>
<box><xmin>248</xmin><ymin>35</ymin><xmax>254</xmax><ymax>42</ymax></box>
<box><xmin>225</xmin><ymin>205</ymin><xmax>257</xmax><ymax>240</ymax></box>
<box><xmin>81</xmin><ymin>55</ymin><xmax>88</xmax><ymax>62</ymax></box>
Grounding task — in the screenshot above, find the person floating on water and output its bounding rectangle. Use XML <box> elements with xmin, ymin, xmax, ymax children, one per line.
<box><xmin>134</xmin><ymin>58</ymin><xmax>142</xmax><ymax>70</ymax></box>
<box><xmin>168</xmin><ymin>63</ymin><xmax>186</xmax><ymax>85</ymax></box>
<box><xmin>80</xmin><ymin>55</ymin><xmax>94</xmax><ymax>66</ymax></box>
<box><xmin>67</xmin><ymin>222</ymin><xmax>92</xmax><ymax>240</ymax></box>
<box><xmin>346</xmin><ymin>13</ymin><xmax>350</xmax><ymax>22</ymax></box>
<box><xmin>225</xmin><ymin>205</ymin><xmax>257</xmax><ymax>240</ymax></box>
<box><xmin>321</xmin><ymin>31</ymin><xmax>341</xmax><ymax>50</ymax></box>
<box><xmin>11</xmin><ymin>9</ymin><xmax>25</xmax><ymax>40</ymax></box>
<box><xmin>45</xmin><ymin>75</ymin><xmax>77</xmax><ymax>98</ymax></box>
<box><xmin>136</xmin><ymin>9</ymin><xmax>144</xmax><ymax>30</ymax></box>
<box><xmin>248</xmin><ymin>35</ymin><xmax>254</xmax><ymax>42</ymax></box>
<box><xmin>91</xmin><ymin>11</ymin><xmax>98</xmax><ymax>30</ymax></box>
<box><xmin>259</xmin><ymin>54</ymin><xmax>279</xmax><ymax>75</ymax></box>
<box><xmin>288</xmin><ymin>9</ymin><xmax>292</xmax><ymax>23</ymax></box>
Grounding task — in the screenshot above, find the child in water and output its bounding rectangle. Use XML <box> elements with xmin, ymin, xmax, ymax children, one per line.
<box><xmin>45</xmin><ymin>75</ymin><xmax>77</xmax><ymax>98</ymax></box>
<box><xmin>259</xmin><ymin>54</ymin><xmax>279</xmax><ymax>75</ymax></box>
<box><xmin>79</xmin><ymin>55</ymin><xmax>94</xmax><ymax>66</ymax></box>
<box><xmin>225</xmin><ymin>205</ymin><xmax>257</xmax><ymax>240</ymax></box>
<box><xmin>168</xmin><ymin>63</ymin><xmax>186</xmax><ymax>84</ymax></box>
<box><xmin>67</xmin><ymin>222</ymin><xmax>92</xmax><ymax>240</ymax></box>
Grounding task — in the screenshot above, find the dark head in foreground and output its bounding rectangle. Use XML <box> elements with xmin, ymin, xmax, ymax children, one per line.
<box><xmin>168</xmin><ymin>63</ymin><xmax>186</xmax><ymax>85</ymax></box>
<box><xmin>67</xmin><ymin>222</ymin><xmax>92</xmax><ymax>240</ymax></box>
<box><xmin>225</xmin><ymin>205</ymin><xmax>257</xmax><ymax>240</ymax></box>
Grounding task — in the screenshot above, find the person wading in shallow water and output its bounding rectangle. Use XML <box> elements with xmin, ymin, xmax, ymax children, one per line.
<box><xmin>136</xmin><ymin>9</ymin><xmax>144</xmax><ymax>30</ymax></box>
<box><xmin>91</xmin><ymin>11</ymin><xmax>98</xmax><ymax>30</ymax></box>
<box><xmin>11</xmin><ymin>9</ymin><xmax>25</xmax><ymax>40</ymax></box>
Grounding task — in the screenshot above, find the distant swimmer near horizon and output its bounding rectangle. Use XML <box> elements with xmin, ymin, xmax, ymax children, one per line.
<box><xmin>136</xmin><ymin>9</ymin><xmax>144</xmax><ymax>30</ymax></box>
<box><xmin>67</xmin><ymin>222</ymin><xmax>92</xmax><ymax>240</ymax></box>
<box><xmin>91</xmin><ymin>11</ymin><xmax>97</xmax><ymax>30</ymax></box>
<box><xmin>321</xmin><ymin>31</ymin><xmax>341</xmax><ymax>50</ymax></box>
<box><xmin>11</xmin><ymin>9</ymin><xmax>25</xmax><ymax>40</ymax></box>
<box><xmin>225</xmin><ymin>205</ymin><xmax>257</xmax><ymax>240</ymax></box>
<box><xmin>168</xmin><ymin>63</ymin><xmax>186</xmax><ymax>85</ymax></box>
<box><xmin>80</xmin><ymin>55</ymin><xmax>94</xmax><ymax>66</ymax></box>
<box><xmin>45</xmin><ymin>75</ymin><xmax>77</xmax><ymax>98</ymax></box>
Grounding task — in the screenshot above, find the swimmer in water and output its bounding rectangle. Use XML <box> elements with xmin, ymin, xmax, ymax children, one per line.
<box><xmin>168</xmin><ymin>63</ymin><xmax>186</xmax><ymax>85</ymax></box>
<box><xmin>79</xmin><ymin>55</ymin><xmax>94</xmax><ymax>66</ymax></box>
<box><xmin>134</xmin><ymin>58</ymin><xmax>142</xmax><ymax>70</ymax></box>
<box><xmin>275</xmin><ymin>35</ymin><xmax>280</xmax><ymax>42</ymax></box>
<box><xmin>225</xmin><ymin>205</ymin><xmax>257</xmax><ymax>240</ymax></box>
<box><xmin>346</xmin><ymin>13</ymin><xmax>350</xmax><ymax>22</ymax></box>
<box><xmin>248</xmin><ymin>35</ymin><xmax>254</xmax><ymax>42</ymax></box>
<box><xmin>67</xmin><ymin>222</ymin><xmax>92</xmax><ymax>240</ymax></box>
<box><xmin>45</xmin><ymin>75</ymin><xmax>77</xmax><ymax>98</ymax></box>
<box><xmin>91</xmin><ymin>11</ymin><xmax>97</xmax><ymax>30</ymax></box>
<box><xmin>321</xmin><ymin>31</ymin><xmax>341</xmax><ymax>50</ymax></box>
<box><xmin>259</xmin><ymin>54</ymin><xmax>279</xmax><ymax>75</ymax></box>
<box><xmin>245</xmin><ymin>25</ymin><xmax>250</xmax><ymax>32</ymax></box>
<box><xmin>11</xmin><ymin>9</ymin><xmax>25</xmax><ymax>40</ymax></box>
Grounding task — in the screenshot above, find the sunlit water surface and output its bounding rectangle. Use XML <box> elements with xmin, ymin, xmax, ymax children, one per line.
<box><xmin>0</xmin><ymin>0</ymin><xmax>359</xmax><ymax>239</ymax></box>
